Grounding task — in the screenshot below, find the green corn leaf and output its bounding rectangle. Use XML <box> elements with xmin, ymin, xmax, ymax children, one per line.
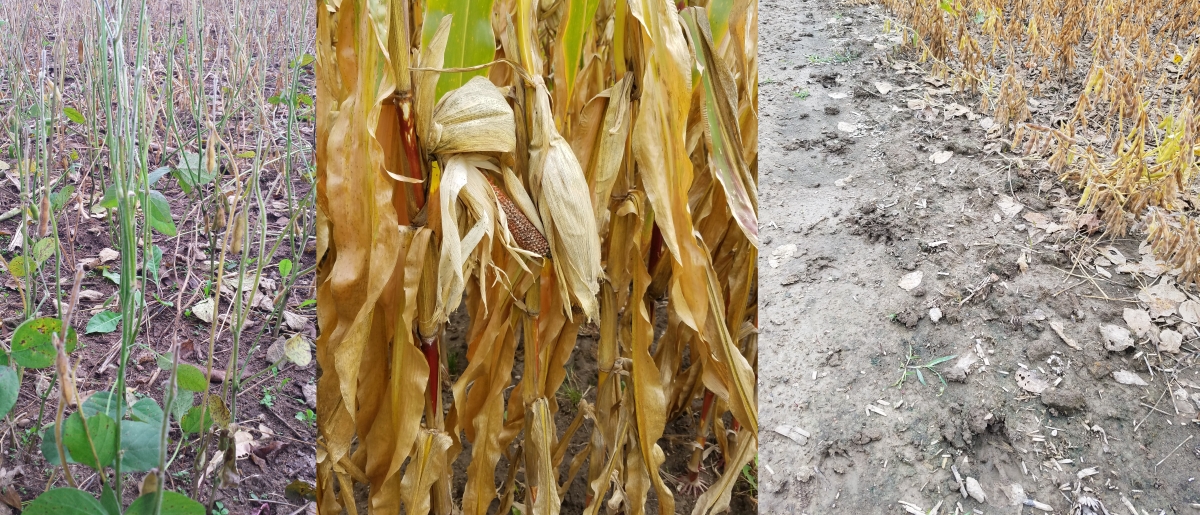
<box><xmin>421</xmin><ymin>0</ymin><xmax>497</xmax><ymax>102</ymax></box>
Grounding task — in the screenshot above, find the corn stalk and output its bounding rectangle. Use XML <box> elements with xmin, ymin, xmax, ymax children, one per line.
<box><xmin>314</xmin><ymin>0</ymin><xmax>758</xmax><ymax>513</ymax></box>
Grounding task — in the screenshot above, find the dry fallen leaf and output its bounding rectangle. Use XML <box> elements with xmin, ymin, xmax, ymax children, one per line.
<box><xmin>192</xmin><ymin>298</ymin><xmax>215</xmax><ymax>324</ymax></box>
<box><xmin>1179</xmin><ymin>300</ymin><xmax>1200</xmax><ymax>324</ymax></box>
<box><xmin>1015</xmin><ymin>369</ymin><xmax>1050</xmax><ymax>394</ymax></box>
<box><xmin>1158</xmin><ymin>329</ymin><xmax>1183</xmax><ymax>353</ymax></box>
<box><xmin>1100</xmin><ymin>247</ymin><xmax>1127</xmax><ymax>266</ymax></box>
<box><xmin>282</xmin><ymin>311</ymin><xmax>307</xmax><ymax>331</ymax></box>
<box><xmin>77</xmin><ymin>290</ymin><xmax>105</xmax><ymax>301</ymax></box>
<box><xmin>929</xmin><ymin>150</ymin><xmax>953</xmax><ymax>164</ymax></box>
<box><xmin>773</xmin><ymin>425</ymin><xmax>810</xmax><ymax>445</ymax></box>
<box><xmin>266</xmin><ymin>338</ymin><xmax>287</xmax><ymax>364</ymax></box>
<box><xmin>1123</xmin><ymin>308</ymin><xmax>1153</xmax><ymax>338</ymax></box>
<box><xmin>1112</xmin><ymin>370</ymin><xmax>1149</xmax><ymax>386</ymax></box>
<box><xmin>837</xmin><ymin>122</ymin><xmax>858</xmax><ymax>133</ymax></box>
<box><xmin>285</xmin><ymin>333</ymin><xmax>313</xmax><ymax>367</ymax></box>
<box><xmin>768</xmin><ymin>244</ymin><xmax>797</xmax><ymax>268</ymax></box>
<box><xmin>1100</xmin><ymin>324</ymin><xmax>1133</xmax><ymax>352</ymax></box>
<box><xmin>943</xmin><ymin>103</ymin><xmax>971</xmax><ymax>119</ymax></box>
<box><xmin>996</xmin><ymin>195</ymin><xmax>1024</xmax><ymax>219</ymax></box>
<box><xmin>897</xmin><ymin>271</ymin><xmax>923</xmax><ymax>291</ymax></box>
<box><xmin>1022</xmin><ymin>212</ymin><xmax>1067</xmax><ymax>234</ymax></box>
<box><xmin>302</xmin><ymin>382</ymin><xmax>317</xmax><ymax>409</ymax></box>
<box><xmin>1138</xmin><ymin>281</ymin><xmax>1186</xmax><ymax>318</ymax></box>
<box><xmin>98</xmin><ymin>248</ymin><xmax>119</xmax><ymax>263</ymax></box>
<box><xmin>874</xmin><ymin>81</ymin><xmax>893</xmax><ymax>95</ymax></box>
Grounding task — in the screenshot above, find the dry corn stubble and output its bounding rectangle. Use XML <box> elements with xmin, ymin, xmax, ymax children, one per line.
<box><xmin>315</xmin><ymin>0</ymin><xmax>758</xmax><ymax>513</ymax></box>
<box><xmin>880</xmin><ymin>0</ymin><xmax>1200</xmax><ymax>280</ymax></box>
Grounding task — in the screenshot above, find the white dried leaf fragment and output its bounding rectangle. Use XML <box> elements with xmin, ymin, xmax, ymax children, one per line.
<box><xmin>1112</xmin><ymin>370</ymin><xmax>1148</xmax><ymax>386</ymax></box>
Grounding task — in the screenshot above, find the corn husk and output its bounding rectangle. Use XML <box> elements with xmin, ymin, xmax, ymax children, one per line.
<box><xmin>426</xmin><ymin>76</ymin><xmax>516</xmax><ymax>155</ymax></box>
<box><xmin>527</xmin><ymin>78</ymin><xmax>602</xmax><ymax>320</ymax></box>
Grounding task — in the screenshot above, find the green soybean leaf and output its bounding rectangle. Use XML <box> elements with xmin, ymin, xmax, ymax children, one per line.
<box><xmin>99</xmin><ymin>184</ymin><xmax>119</xmax><ymax>209</ymax></box>
<box><xmin>118</xmin><ymin>420</ymin><xmax>162</xmax><ymax>472</ymax></box>
<box><xmin>290</xmin><ymin>53</ymin><xmax>315</xmax><ymax>68</ymax></box>
<box><xmin>81</xmin><ymin>391</ymin><xmax>125</xmax><ymax>421</ymax></box>
<box><xmin>7</xmin><ymin>255</ymin><xmax>31</xmax><ymax>278</ymax></box>
<box><xmin>179</xmin><ymin>405</ymin><xmax>214</xmax><ymax>434</ymax></box>
<box><xmin>145</xmin><ymin>244</ymin><xmax>163</xmax><ymax>284</ymax></box>
<box><xmin>22</xmin><ymin>488</ymin><xmax>108</xmax><ymax>515</ymax></box>
<box><xmin>85</xmin><ymin>311</ymin><xmax>122</xmax><ymax>334</ymax></box>
<box><xmin>147</xmin><ymin>166</ymin><xmax>171</xmax><ymax>186</ymax></box>
<box><xmin>155</xmin><ymin>352</ymin><xmax>175</xmax><ymax>370</ymax></box>
<box><xmin>131</xmin><ymin>397</ymin><xmax>164</xmax><ymax>425</ymax></box>
<box><xmin>101</xmin><ymin>267</ymin><xmax>120</xmax><ymax>285</ymax></box>
<box><xmin>63</xmin><ymin>107</ymin><xmax>87</xmax><ymax>124</ymax></box>
<box><xmin>63</xmin><ymin>412</ymin><xmax>118</xmax><ymax>471</ymax></box>
<box><xmin>171</xmin><ymin>152</ymin><xmax>216</xmax><ymax>194</ymax></box>
<box><xmin>279</xmin><ymin>258</ymin><xmax>293</xmax><ymax>279</ymax></box>
<box><xmin>125</xmin><ymin>491</ymin><xmax>206</xmax><ymax>515</ymax></box>
<box><xmin>145</xmin><ymin>190</ymin><xmax>177</xmax><ymax>236</ymax></box>
<box><xmin>50</xmin><ymin>185</ymin><xmax>75</xmax><ymax>212</ymax></box>
<box><xmin>11</xmin><ymin>317</ymin><xmax>78</xmax><ymax>369</ymax></box>
<box><xmin>169</xmin><ymin>389</ymin><xmax>194</xmax><ymax>423</ymax></box>
<box><xmin>99</xmin><ymin>486</ymin><xmax>120</xmax><ymax>515</ymax></box>
<box><xmin>40</xmin><ymin>422</ymin><xmax>76</xmax><ymax>464</ymax></box>
<box><xmin>175</xmin><ymin>363</ymin><xmax>208</xmax><ymax>392</ymax></box>
<box><xmin>421</xmin><ymin>0</ymin><xmax>497</xmax><ymax>102</ymax></box>
<box><xmin>33</xmin><ymin>237</ymin><xmax>57</xmax><ymax>267</ymax></box>
<box><xmin>0</xmin><ymin>366</ymin><xmax>17</xmax><ymax>419</ymax></box>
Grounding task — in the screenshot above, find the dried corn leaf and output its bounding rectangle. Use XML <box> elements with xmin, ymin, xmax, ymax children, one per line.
<box><xmin>315</xmin><ymin>0</ymin><xmax>404</xmax><ymax>511</ymax></box>
<box><xmin>524</xmin><ymin>398</ymin><xmax>562</xmax><ymax>515</ymax></box>
<box><xmin>682</xmin><ymin>8</ymin><xmax>759</xmax><ymax>247</ymax></box>
<box><xmin>398</xmin><ymin>430</ymin><xmax>452</xmax><ymax>515</ymax></box>
<box><xmin>416</xmin><ymin>15</ymin><xmax>454</xmax><ymax>155</ymax></box>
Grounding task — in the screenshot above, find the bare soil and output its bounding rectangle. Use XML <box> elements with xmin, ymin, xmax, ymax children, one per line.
<box><xmin>757</xmin><ymin>1</ymin><xmax>1200</xmax><ymax>513</ymax></box>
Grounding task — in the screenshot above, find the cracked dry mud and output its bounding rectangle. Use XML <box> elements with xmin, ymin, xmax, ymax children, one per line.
<box><xmin>757</xmin><ymin>1</ymin><xmax>1200</xmax><ymax>513</ymax></box>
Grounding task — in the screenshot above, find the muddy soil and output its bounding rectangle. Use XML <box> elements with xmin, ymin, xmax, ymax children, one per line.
<box><xmin>757</xmin><ymin>1</ymin><xmax>1200</xmax><ymax>513</ymax></box>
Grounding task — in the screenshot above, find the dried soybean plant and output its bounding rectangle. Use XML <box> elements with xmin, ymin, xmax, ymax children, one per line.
<box><xmin>314</xmin><ymin>0</ymin><xmax>758</xmax><ymax>513</ymax></box>
<box><xmin>877</xmin><ymin>0</ymin><xmax>1200</xmax><ymax>280</ymax></box>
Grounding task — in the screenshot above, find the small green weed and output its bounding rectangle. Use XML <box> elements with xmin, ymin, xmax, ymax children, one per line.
<box><xmin>893</xmin><ymin>346</ymin><xmax>956</xmax><ymax>395</ymax></box>
<box><xmin>296</xmin><ymin>409</ymin><xmax>316</xmax><ymax>427</ymax></box>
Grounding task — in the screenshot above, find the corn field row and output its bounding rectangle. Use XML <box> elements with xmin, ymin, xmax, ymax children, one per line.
<box><xmin>315</xmin><ymin>0</ymin><xmax>758</xmax><ymax>513</ymax></box>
